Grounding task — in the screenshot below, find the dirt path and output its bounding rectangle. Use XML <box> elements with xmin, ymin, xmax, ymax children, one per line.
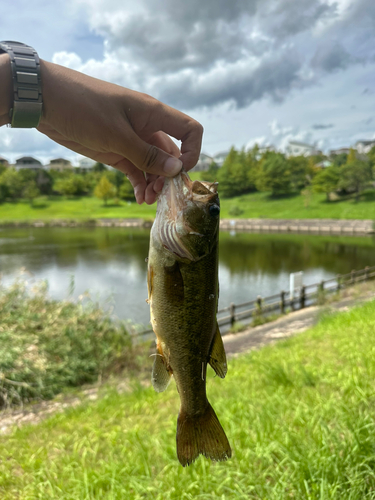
<box><xmin>1</xmin><ymin>288</ymin><xmax>374</xmax><ymax>435</ymax></box>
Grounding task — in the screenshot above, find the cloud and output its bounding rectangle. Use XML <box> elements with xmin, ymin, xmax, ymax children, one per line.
<box><xmin>66</xmin><ymin>0</ymin><xmax>375</xmax><ymax>112</ymax></box>
<box><xmin>312</xmin><ymin>123</ymin><xmax>335</xmax><ymax>129</ymax></box>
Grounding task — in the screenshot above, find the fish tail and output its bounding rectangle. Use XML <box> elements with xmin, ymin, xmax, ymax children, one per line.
<box><xmin>176</xmin><ymin>402</ymin><xmax>231</xmax><ymax>467</ymax></box>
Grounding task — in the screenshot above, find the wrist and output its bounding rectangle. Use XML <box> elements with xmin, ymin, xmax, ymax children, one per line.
<box><xmin>0</xmin><ymin>53</ymin><xmax>12</xmax><ymax>126</ymax></box>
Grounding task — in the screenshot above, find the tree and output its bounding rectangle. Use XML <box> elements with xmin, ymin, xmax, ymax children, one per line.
<box><xmin>54</xmin><ymin>175</ymin><xmax>87</xmax><ymax>196</ymax></box>
<box><xmin>331</xmin><ymin>152</ymin><xmax>348</xmax><ymax>167</ymax></box>
<box><xmin>338</xmin><ymin>160</ymin><xmax>372</xmax><ymax>202</ymax></box>
<box><xmin>201</xmin><ymin>162</ymin><xmax>219</xmax><ymax>182</ymax></box>
<box><xmin>94</xmin><ymin>175</ymin><xmax>116</xmax><ymax>205</ymax></box>
<box><xmin>288</xmin><ymin>155</ymin><xmax>309</xmax><ymax>191</ymax></box>
<box><xmin>23</xmin><ymin>180</ymin><xmax>40</xmax><ymax>205</ymax></box>
<box><xmin>0</xmin><ymin>168</ymin><xmax>24</xmax><ymax>200</ymax></box>
<box><xmin>119</xmin><ymin>179</ymin><xmax>135</xmax><ymax>201</ymax></box>
<box><xmin>256</xmin><ymin>152</ymin><xmax>292</xmax><ymax>196</ymax></box>
<box><xmin>93</xmin><ymin>162</ymin><xmax>107</xmax><ymax>172</ymax></box>
<box><xmin>105</xmin><ymin>169</ymin><xmax>126</xmax><ymax>196</ymax></box>
<box><xmin>312</xmin><ymin>166</ymin><xmax>340</xmax><ymax>201</ymax></box>
<box><xmin>218</xmin><ymin>147</ymin><xmax>255</xmax><ymax>198</ymax></box>
<box><xmin>35</xmin><ymin>169</ymin><xmax>53</xmax><ymax>195</ymax></box>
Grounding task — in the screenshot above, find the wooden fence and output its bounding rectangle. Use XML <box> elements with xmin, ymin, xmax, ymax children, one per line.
<box><xmin>217</xmin><ymin>265</ymin><xmax>375</xmax><ymax>330</ymax></box>
<box><xmin>133</xmin><ymin>265</ymin><xmax>375</xmax><ymax>342</ymax></box>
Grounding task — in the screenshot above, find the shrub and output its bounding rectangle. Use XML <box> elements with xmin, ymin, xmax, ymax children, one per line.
<box><xmin>0</xmin><ymin>281</ymin><xmax>133</xmax><ymax>408</ymax></box>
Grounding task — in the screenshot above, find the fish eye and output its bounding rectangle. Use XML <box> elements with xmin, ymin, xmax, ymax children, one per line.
<box><xmin>209</xmin><ymin>204</ymin><xmax>220</xmax><ymax>217</ymax></box>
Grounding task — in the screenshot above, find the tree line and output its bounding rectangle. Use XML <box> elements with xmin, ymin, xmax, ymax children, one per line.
<box><xmin>202</xmin><ymin>145</ymin><xmax>375</xmax><ymax>202</ymax></box>
<box><xmin>0</xmin><ymin>162</ymin><xmax>135</xmax><ymax>205</ymax></box>
<box><xmin>1</xmin><ymin>146</ymin><xmax>375</xmax><ymax>206</ymax></box>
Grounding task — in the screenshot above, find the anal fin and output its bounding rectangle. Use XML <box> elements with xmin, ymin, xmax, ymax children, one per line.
<box><xmin>151</xmin><ymin>347</ymin><xmax>172</xmax><ymax>393</ymax></box>
<box><xmin>208</xmin><ymin>323</ymin><xmax>227</xmax><ymax>378</ymax></box>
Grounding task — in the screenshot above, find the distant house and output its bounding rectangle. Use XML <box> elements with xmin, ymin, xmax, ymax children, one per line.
<box><xmin>355</xmin><ymin>140</ymin><xmax>375</xmax><ymax>155</ymax></box>
<box><xmin>213</xmin><ymin>151</ymin><xmax>229</xmax><ymax>167</ymax></box>
<box><xmin>47</xmin><ymin>158</ymin><xmax>72</xmax><ymax>172</ymax></box>
<box><xmin>195</xmin><ymin>153</ymin><xmax>214</xmax><ymax>172</ymax></box>
<box><xmin>0</xmin><ymin>155</ymin><xmax>9</xmax><ymax>166</ymax></box>
<box><xmin>286</xmin><ymin>141</ymin><xmax>318</xmax><ymax>157</ymax></box>
<box><xmin>315</xmin><ymin>160</ymin><xmax>332</xmax><ymax>169</ymax></box>
<box><xmin>329</xmin><ymin>147</ymin><xmax>350</xmax><ymax>156</ymax></box>
<box><xmin>15</xmin><ymin>156</ymin><xmax>43</xmax><ymax>171</ymax></box>
<box><xmin>77</xmin><ymin>157</ymin><xmax>95</xmax><ymax>172</ymax></box>
<box><xmin>255</xmin><ymin>145</ymin><xmax>275</xmax><ymax>159</ymax></box>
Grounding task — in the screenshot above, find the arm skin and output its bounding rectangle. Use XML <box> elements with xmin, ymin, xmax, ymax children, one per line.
<box><xmin>0</xmin><ymin>54</ymin><xmax>203</xmax><ymax>204</ymax></box>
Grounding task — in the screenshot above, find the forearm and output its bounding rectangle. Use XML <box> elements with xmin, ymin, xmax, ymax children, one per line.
<box><xmin>0</xmin><ymin>53</ymin><xmax>12</xmax><ymax>126</ymax></box>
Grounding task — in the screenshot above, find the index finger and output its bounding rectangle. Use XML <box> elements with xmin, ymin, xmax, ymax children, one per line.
<box><xmin>146</xmin><ymin>103</ymin><xmax>204</xmax><ymax>171</ymax></box>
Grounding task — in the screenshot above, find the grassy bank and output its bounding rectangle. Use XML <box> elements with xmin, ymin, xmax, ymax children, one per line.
<box><xmin>1</xmin><ymin>189</ymin><xmax>375</xmax><ymax>222</ymax></box>
<box><xmin>0</xmin><ymin>282</ymin><xmax>135</xmax><ymax>408</ymax></box>
<box><xmin>2</xmin><ymin>300</ymin><xmax>375</xmax><ymax>498</ymax></box>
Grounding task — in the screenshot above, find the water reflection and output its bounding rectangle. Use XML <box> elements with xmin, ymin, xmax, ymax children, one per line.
<box><xmin>1</xmin><ymin>227</ymin><xmax>374</xmax><ymax>326</ymax></box>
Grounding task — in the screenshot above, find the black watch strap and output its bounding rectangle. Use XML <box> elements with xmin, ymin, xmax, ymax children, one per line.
<box><xmin>0</xmin><ymin>41</ymin><xmax>43</xmax><ymax>128</ymax></box>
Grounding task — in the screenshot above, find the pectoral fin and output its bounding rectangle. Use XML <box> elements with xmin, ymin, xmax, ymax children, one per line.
<box><xmin>152</xmin><ymin>348</ymin><xmax>172</xmax><ymax>393</ymax></box>
<box><xmin>208</xmin><ymin>324</ymin><xmax>227</xmax><ymax>378</ymax></box>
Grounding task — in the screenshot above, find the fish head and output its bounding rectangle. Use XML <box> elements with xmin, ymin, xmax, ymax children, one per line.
<box><xmin>153</xmin><ymin>170</ymin><xmax>220</xmax><ymax>262</ymax></box>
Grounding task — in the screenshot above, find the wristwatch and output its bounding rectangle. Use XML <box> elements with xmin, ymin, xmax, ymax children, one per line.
<box><xmin>0</xmin><ymin>41</ymin><xmax>43</xmax><ymax>128</ymax></box>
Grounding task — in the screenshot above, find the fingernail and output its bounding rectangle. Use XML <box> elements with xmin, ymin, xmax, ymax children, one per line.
<box><xmin>163</xmin><ymin>157</ymin><xmax>182</xmax><ymax>176</ymax></box>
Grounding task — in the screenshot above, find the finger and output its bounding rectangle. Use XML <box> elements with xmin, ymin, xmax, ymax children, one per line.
<box><xmin>124</xmin><ymin>132</ymin><xmax>183</xmax><ymax>177</ymax></box>
<box><xmin>111</xmin><ymin>158</ymin><xmax>147</xmax><ymax>205</ymax></box>
<box><xmin>153</xmin><ymin>176</ymin><xmax>165</xmax><ymax>193</ymax></box>
<box><xmin>148</xmin><ymin>131</ymin><xmax>180</xmax><ymax>158</ymax></box>
<box><xmin>147</xmin><ymin>105</ymin><xmax>203</xmax><ymax>170</ymax></box>
<box><xmin>144</xmin><ymin>181</ymin><xmax>159</xmax><ymax>205</ymax></box>
<box><xmin>129</xmin><ymin>101</ymin><xmax>203</xmax><ymax>171</ymax></box>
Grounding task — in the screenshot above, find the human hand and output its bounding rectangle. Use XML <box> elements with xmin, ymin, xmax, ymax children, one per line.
<box><xmin>37</xmin><ymin>60</ymin><xmax>203</xmax><ymax>204</ymax></box>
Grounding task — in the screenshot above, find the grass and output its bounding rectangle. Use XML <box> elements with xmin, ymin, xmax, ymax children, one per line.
<box><xmin>2</xmin><ymin>300</ymin><xmax>375</xmax><ymax>498</ymax></box>
<box><xmin>0</xmin><ymin>281</ymin><xmax>134</xmax><ymax>408</ymax></box>
<box><xmin>2</xmin><ymin>188</ymin><xmax>375</xmax><ymax>222</ymax></box>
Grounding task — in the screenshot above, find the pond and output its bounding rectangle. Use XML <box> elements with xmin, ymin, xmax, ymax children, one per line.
<box><xmin>1</xmin><ymin>227</ymin><xmax>375</xmax><ymax>328</ymax></box>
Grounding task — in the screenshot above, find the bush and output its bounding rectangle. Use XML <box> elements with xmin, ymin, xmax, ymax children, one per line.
<box><xmin>228</xmin><ymin>205</ymin><xmax>244</xmax><ymax>216</ymax></box>
<box><xmin>0</xmin><ymin>281</ymin><xmax>133</xmax><ymax>408</ymax></box>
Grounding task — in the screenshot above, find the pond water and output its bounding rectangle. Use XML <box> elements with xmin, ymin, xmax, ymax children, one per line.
<box><xmin>1</xmin><ymin>227</ymin><xmax>375</xmax><ymax>327</ymax></box>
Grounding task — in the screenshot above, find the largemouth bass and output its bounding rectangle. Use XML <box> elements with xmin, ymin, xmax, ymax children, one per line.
<box><xmin>147</xmin><ymin>170</ymin><xmax>231</xmax><ymax>466</ymax></box>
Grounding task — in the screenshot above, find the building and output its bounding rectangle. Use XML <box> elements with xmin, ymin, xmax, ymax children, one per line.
<box><xmin>77</xmin><ymin>157</ymin><xmax>95</xmax><ymax>172</ymax></box>
<box><xmin>194</xmin><ymin>153</ymin><xmax>214</xmax><ymax>172</ymax></box>
<box><xmin>213</xmin><ymin>151</ymin><xmax>229</xmax><ymax>167</ymax></box>
<box><xmin>14</xmin><ymin>156</ymin><xmax>43</xmax><ymax>171</ymax></box>
<box><xmin>355</xmin><ymin>140</ymin><xmax>375</xmax><ymax>155</ymax></box>
<box><xmin>47</xmin><ymin>158</ymin><xmax>73</xmax><ymax>172</ymax></box>
<box><xmin>286</xmin><ymin>141</ymin><xmax>318</xmax><ymax>157</ymax></box>
<box><xmin>329</xmin><ymin>147</ymin><xmax>350</xmax><ymax>156</ymax></box>
<box><xmin>315</xmin><ymin>160</ymin><xmax>332</xmax><ymax>169</ymax></box>
<box><xmin>0</xmin><ymin>155</ymin><xmax>9</xmax><ymax>166</ymax></box>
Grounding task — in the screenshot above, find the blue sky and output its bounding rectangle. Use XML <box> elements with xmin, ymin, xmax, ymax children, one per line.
<box><xmin>0</xmin><ymin>0</ymin><xmax>374</xmax><ymax>164</ymax></box>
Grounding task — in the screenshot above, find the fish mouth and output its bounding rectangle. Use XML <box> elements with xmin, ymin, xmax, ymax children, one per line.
<box><xmin>155</xmin><ymin>170</ymin><xmax>218</xmax><ymax>261</ymax></box>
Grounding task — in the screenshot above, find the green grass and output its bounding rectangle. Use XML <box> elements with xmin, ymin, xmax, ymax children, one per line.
<box><xmin>0</xmin><ymin>196</ymin><xmax>156</xmax><ymax>221</ymax></box>
<box><xmin>220</xmin><ymin>190</ymin><xmax>375</xmax><ymax>219</ymax></box>
<box><xmin>2</xmin><ymin>188</ymin><xmax>375</xmax><ymax>222</ymax></box>
<box><xmin>2</xmin><ymin>301</ymin><xmax>375</xmax><ymax>498</ymax></box>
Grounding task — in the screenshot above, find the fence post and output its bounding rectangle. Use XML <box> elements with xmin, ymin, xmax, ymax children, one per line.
<box><xmin>337</xmin><ymin>274</ymin><xmax>341</xmax><ymax>292</ymax></box>
<box><xmin>280</xmin><ymin>290</ymin><xmax>285</xmax><ymax>314</ymax></box>
<box><xmin>365</xmin><ymin>266</ymin><xmax>370</xmax><ymax>281</ymax></box>
<box><xmin>300</xmin><ymin>286</ymin><xmax>306</xmax><ymax>309</ymax></box>
<box><xmin>229</xmin><ymin>303</ymin><xmax>236</xmax><ymax>326</ymax></box>
<box><xmin>351</xmin><ymin>269</ymin><xmax>355</xmax><ymax>285</ymax></box>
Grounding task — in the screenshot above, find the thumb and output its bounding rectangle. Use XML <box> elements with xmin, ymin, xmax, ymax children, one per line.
<box><xmin>125</xmin><ymin>133</ymin><xmax>183</xmax><ymax>177</ymax></box>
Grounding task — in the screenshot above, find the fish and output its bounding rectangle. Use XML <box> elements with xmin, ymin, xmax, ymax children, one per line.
<box><xmin>147</xmin><ymin>169</ymin><xmax>231</xmax><ymax>466</ymax></box>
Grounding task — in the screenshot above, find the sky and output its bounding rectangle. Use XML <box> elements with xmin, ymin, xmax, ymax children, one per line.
<box><xmin>0</xmin><ymin>0</ymin><xmax>374</xmax><ymax>164</ymax></box>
